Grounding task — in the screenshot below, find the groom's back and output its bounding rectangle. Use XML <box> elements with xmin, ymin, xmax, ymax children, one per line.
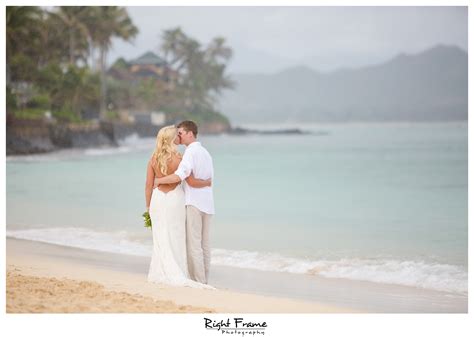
<box><xmin>190</xmin><ymin>144</ymin><xmax>213</xmax><ymax>180</ymax></box>
<box><xmin>183</xmin><ymin>142</ymin><xmax>214</xmax><ymax>215</ymax></box>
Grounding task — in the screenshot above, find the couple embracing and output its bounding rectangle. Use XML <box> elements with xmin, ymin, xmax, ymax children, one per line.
<box><xmin>145</xmin><ymin>120</ymin><xmax>215</xmax><ymax>289</ymax></box>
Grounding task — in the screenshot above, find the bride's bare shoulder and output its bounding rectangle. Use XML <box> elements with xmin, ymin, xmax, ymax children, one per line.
<box><xmin>172</xmin><ymin>152</ymin><xmax>182</xmax><ymax>162</ymax></box>
<box><xmin>149</xmin><ymin>153</ymin><xmax>156</xmax><ymax>165</ymax></box>
<box><xmin>169</xmin><ymin>152</ymin><xmax>182</xmax><ymax>168</ymax></box>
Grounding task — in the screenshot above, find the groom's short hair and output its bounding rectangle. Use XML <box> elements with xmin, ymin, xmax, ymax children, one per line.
<box><xmin>177</xmin><ymin>120</ymin><xmax>198</xmax><ymax>137</ymax></box>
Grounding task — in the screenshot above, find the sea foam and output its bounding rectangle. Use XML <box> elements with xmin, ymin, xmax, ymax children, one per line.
<box><xmin>6</xmin><ymin>227</ymin><xmax>467</xmax><ymax>294</ymax></box>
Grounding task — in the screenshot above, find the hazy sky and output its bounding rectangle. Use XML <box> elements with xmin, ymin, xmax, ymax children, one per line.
<box><xmin>109</xmin><ymin>6</ymin><xmax>467</xmax><ymax>74</ymax></box>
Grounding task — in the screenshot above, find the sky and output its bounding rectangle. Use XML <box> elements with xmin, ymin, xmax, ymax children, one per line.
<box><xmin>108</xmin><ymin>6</ymin><xmax>468</xmax><ymax>74</ymax></box>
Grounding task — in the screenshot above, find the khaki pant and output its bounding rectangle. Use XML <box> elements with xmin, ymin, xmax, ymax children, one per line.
<box><xmin>185</xmin><ymin>205</ymin><xmax>212</xmax><ymax>284</ymax></box>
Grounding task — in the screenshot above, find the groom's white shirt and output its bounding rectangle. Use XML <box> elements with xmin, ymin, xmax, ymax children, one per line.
<box><xmin>174</xmin><ymin>141</ymin><xmax>215</xmax><ymax>215</ymax></box>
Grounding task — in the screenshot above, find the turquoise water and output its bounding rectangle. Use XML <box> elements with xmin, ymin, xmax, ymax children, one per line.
<box><xmin>6</xmin><ymin>122</ymin><xmax>468</xmax><ymax>293</ymax></box>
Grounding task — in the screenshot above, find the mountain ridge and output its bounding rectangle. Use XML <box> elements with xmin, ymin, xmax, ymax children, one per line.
<box><xmin>219</xmin><ymin>44</ymin><xmax>467</xmax><ymax>124</ymax></box>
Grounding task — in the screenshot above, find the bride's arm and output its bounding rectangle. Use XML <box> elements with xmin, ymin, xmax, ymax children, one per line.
<box><xmin>186</xmin><ymin>172</ymin><xmax>212</xmax><ymax>188</ymax></box>
<box><xmin>145</xmin><ymin>159</ymin><xmax>155</xmax><ymax>212</ymax></box>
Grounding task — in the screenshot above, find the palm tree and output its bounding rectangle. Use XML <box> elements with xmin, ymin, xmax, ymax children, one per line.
<box><xmin>160</xmin><ymin>27</ymin><xmax>202</xmax><ymax>76</ymax></box>
<box><xmin>87</xmin><ymin>6</ymin><xmax>138</xmax><ymax>120</ymax></box>
<box><xmin>6</xmin><ymin>6</ymin><xmax>42</xmax><ymax>84</ymax></box>
<box><xmin>204</xmin><ymin>36</ymin><xmax>235</xmax><ymax>95</ymax></box>
<box><xmin>205</xmin><ymin>37</ymin><xmax>233</xmax><ymax>64</ymax></box>
<box><xmin>164</xmin><ymin>32</ymin><xmax>235</xmax><ymax>111</ymax></box>
<box><xmin>161</xmin><ymin>27</ymin><xmax>186</xmax><ymax>66</ymax></box>
<box><xmin>48</xmin><ymin>7</ymin><xmax>90</xmax><ymax>66</ymax></box>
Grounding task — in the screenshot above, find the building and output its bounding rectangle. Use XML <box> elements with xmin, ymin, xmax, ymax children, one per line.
<box><xmin>108</xmin><ymin>51</ymin><xmax>179</xmax><ymax>89</ymax></box>
<box><xmin>107</xmin><ymin>51</ymin><xmax>180</xmax><ymax>121</ymax></box>
<box><xmin>128</xmin><ymin>51</ymin><xmax>178</xmax><ymax>88</ymax></box>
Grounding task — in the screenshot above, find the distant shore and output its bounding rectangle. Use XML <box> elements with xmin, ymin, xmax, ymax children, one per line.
<box><xmin>6</xmin><ymin>116</ymin><xmax>315</xmax><ymax>156</ymax></box>
<box><xmin>5</xmin><ymin>118</ymin><xmax>226</xmax><ymax>156</ymax></box>
<box><xmin>7</xmin><ymin>116</ymin><xmax>467</xmax><ymax>156</ymax></box>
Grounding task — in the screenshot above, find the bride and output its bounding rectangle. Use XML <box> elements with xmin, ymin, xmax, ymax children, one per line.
<box><xmin>145</xmin><ymin>125</ymin><xmax>213</xmax><ymax>289</ymax></box>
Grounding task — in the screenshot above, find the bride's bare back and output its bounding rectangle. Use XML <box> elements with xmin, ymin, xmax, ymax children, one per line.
<box><xmin>150</xmin><ymin>152</ymin><xmax>182</xmax><ymax>193</ymax></box>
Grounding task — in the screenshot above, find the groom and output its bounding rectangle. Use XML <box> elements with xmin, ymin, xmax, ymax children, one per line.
<box><xmin>154</xmin><ymin>120</ymin><xmax>215</xmax><ymax>285</ymax></box>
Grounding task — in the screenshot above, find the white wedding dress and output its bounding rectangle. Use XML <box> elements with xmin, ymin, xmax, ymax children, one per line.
<box><xmin>147</xmin><ymin>183</ymin><xmax>214</xmax><ymax>289</ymax></box>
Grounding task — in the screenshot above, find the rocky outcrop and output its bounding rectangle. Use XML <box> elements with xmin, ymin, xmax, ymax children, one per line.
<box><xmin>227</xmin><ymin>127</ymin><xmax>317</xmax><ymax>135</ymax></box>
<box><xmin>100</xmin><ymin>121</ymin><xmax>137</xmax><ymax>141</ymax></box>
<box><xmin>6</xmin><ymin>116</ymin><xmax>232</xmax><ymax>156</ymax></box>
<box><xmin>49</xmin><ymin>123</ymin><xmax>116</xmax><ymax>148</ymax></box>
<box><xmin>6</xmin><ymin>117</ymin><xmax>116</xmax><ymax>155</ymax></box>
<box><xmin>6</xmin><ymin>117</ymin><xmax>56</xmax><ymax>155</ymax></box>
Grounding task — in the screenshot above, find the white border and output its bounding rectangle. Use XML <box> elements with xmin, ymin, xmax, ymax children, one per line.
<box><xmin>2</xmin><ymin>1</ymin><xmax>472</xmax><ymax>337</ymax></box>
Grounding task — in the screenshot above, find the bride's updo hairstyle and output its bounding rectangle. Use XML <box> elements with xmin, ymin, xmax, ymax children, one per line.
<box><xmin>153</xmin><ymin>125</ymin><xmax>179</xmax><ymax>175</ymax></box>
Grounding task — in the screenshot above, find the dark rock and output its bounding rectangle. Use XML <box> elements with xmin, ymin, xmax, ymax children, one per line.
<box><xmin>6</xmin><ymin>117</ymin><xmax>56</xmax><ymax>155</ymax></box>
<box><xmin>100</xmin><ymin>121</ymin><xmax>137</xmax><ymax>142</ymax></box>
<box><xmin>6</xmin><ymin>116</ymin><xmax>121</xmax><ymax>156</ymax></box>
<box><xmin>49</xmin><ymin>123</ymin><xmax>116</xmax><ymax>148</ymax></box>
<box><xmin>227</xmin><ymin>127</ymin><xmax>313</xmax><ymax>135</ymax></box>
<box><xmin>260</xmin><ymin>128</ymin><xmax>306</xmax><ymax>135</ymax></box>
<box><xmin>6</xmin><ymin>134</ymin><xmax>56</xmax><ymax>155</ymax></box>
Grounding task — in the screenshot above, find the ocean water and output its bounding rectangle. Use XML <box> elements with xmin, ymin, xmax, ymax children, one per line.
<box><xmin>6</xmin><ymin>122</ymin><xmax>468</xmax><ymax>295</ymax></box>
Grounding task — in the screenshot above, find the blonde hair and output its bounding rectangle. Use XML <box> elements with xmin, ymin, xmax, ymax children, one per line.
<box><xmin>153</xmin><ymin>125</ymin><xmax>178</xmax><ymax>175</ymax></box>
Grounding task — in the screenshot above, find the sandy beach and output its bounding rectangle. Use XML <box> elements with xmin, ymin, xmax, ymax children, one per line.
<box><xmin>7</xmin><ymin>269</ymin><xmax>216</xmax><ymax>313</ymax></box>
<box><xmin>6</xmin><ymin>238</ymin><xmax>467</xmax><ymax>313</ymax></box>
<box><xmin>6</xmin><ymin>238</ymin><xmax>358</xmax><ymax>313</ymax></box>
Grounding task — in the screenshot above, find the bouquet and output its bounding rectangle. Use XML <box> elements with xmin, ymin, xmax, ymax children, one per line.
<box><xmin>142</xmin><ymin>211</ymin><xmax>152</xmax><ymax>229</ymax></box>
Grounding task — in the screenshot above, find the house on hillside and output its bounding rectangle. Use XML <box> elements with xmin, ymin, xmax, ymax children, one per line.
<box><xmin>131</xmin><ymin>51</ymin><xmax>178</xmax><ymax>87</ymax></box>
<box><xmin>108</xmin><ymin>51</ymin><xmax>179</xmax><ymax>88</ymax></box>
<box><xmin>106</xmin><ymin>51</ymin><xmax>180</xmax><ymax>123</ymax></box>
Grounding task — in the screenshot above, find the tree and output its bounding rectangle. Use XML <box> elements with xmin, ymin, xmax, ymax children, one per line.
<box><xmin>6</xmin><ymin>6</ymin><xmax>42</xmax><ymax>84</ymax></box>
<box><xmin>86</xmin><ymin>6</ymin><xmax>138</xmax><ymax>120</ymax></box>
<box><xmin>161</xmin><ymin>27</ymin><xmax>187</xmax><ymax>66</ymax></box>
<box><xmin>6</xmin><ymin>6</ymin><xmax>139</xmax><ymax>123</ymax></box>
<box><xmin>159</xmin><ymin>27</ymin><xmax>235</xmax><ymax>113</ymax></box>
<box><xmin>47</xmin><ymin>7</ymin><xmax>91</xmax><ymax>66</ymax></box>
<box><xmin>50</xmin><ymin>66</ymin><xmax>100</xmax><ymax>120</ymax></box>
<box><xmin>204</xmin><ymin>36</ymin><xmax>235</xmax><ymax>95</ymax></box>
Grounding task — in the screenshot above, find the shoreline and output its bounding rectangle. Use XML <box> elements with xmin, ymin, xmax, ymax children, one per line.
<box><xmin>6</xmin><ymin>238</ymin><xmax>467</xmax><ymax>313</ymax></box>
<box><xmin>6</xmin><ymin>238</ymin><xmax>356</xmax><ymax>313</ymax></box>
